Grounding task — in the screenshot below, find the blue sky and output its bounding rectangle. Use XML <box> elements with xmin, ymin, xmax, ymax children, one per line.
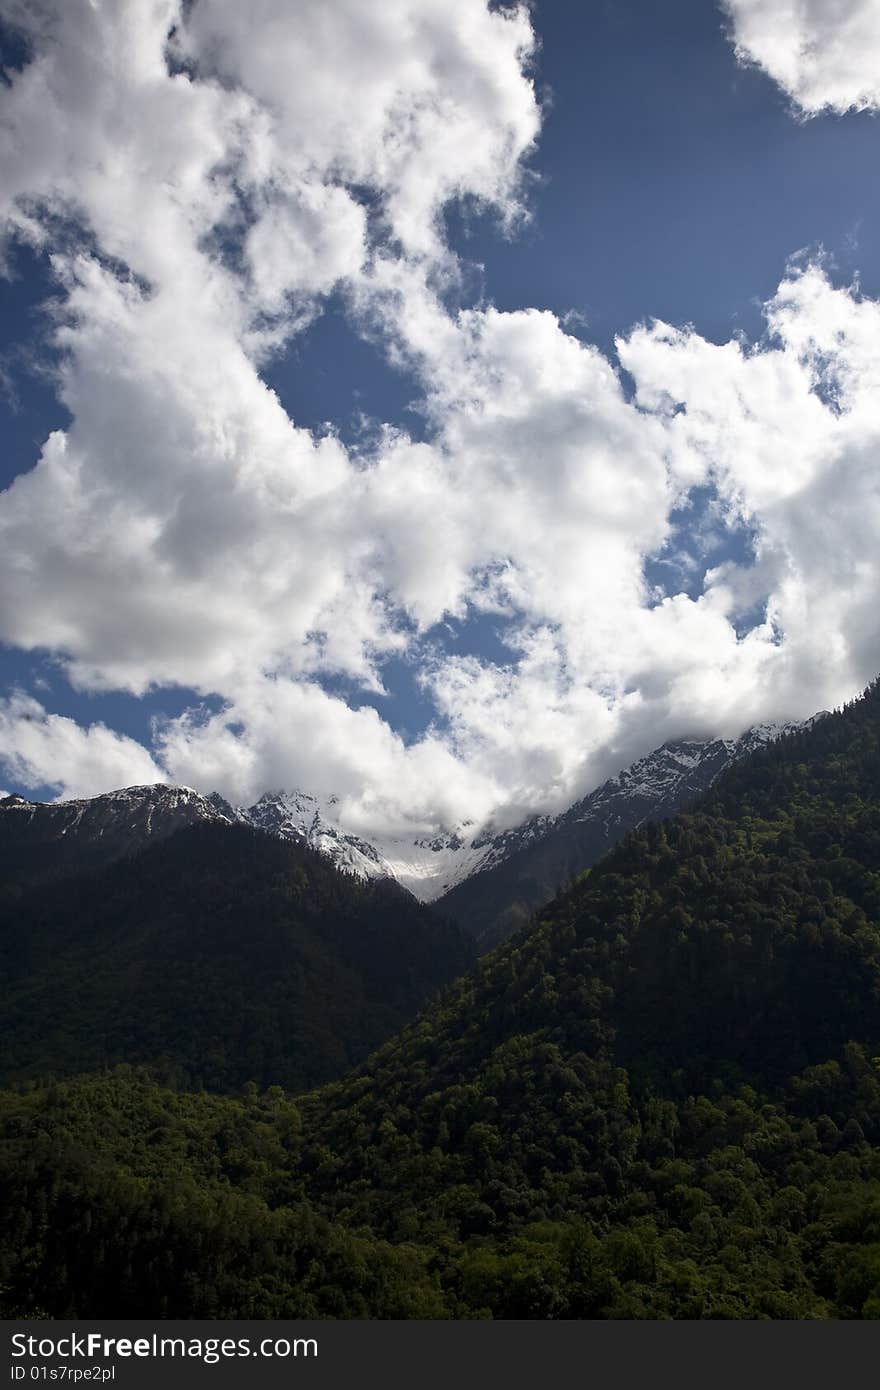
<box><xmin>470</xmin><ymin>0</ymin><xmax>879</xmax><ymax>340</ymax></box>
<box><xmin>0</xmin><ymin>0</ymin><xmax>879</xmax><ymax>827</ymax></box>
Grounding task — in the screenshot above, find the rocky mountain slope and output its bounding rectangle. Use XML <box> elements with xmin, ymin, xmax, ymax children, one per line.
<box><xmin>240</xmin><ymin>789</ymin><xmax>565</xmax><ymax>901</ymax></box>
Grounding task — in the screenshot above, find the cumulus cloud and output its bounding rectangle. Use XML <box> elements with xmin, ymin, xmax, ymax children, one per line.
<box><xmin>157</xmin><ymin>264</ymin><xmax>880</xmax><ymax>827</ymax></box>
<box><xmin>0</xmin><ymin>1</ymin><xmax>877</xmax><ymax>832</ymax></box>
<box><xmin>620</xmin><ymin>262</ymin><xmax>880</xmax><ymax>706</ymax></box>
<box><xmin>155</xmin><ymin>675</ymin><xmax>504</xmax><ymax>835</ymax></box>
<box><xmin>0</xmin><ymin>692</ymin><xmax>166</xmax><ymax>799</ymax></box>
<box><xmin>724</xmin><ymin>0</ymin><xmax>880</xmax><ymax>113</ymax></box>
<box><xmin>180</xmin><ymin>0</ymin><xmax>539</xmax><ymax>262</ymax></box>
<box><xmin>0</xmin><ymin>0</ymin><xmax>539</xmax><ymax>696</ymax></box>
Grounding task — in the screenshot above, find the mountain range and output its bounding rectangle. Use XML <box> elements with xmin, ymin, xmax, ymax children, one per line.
<box><xmin>0</xmin><ymin>718</ymin><xmax>810</xmax><ymax>944</ymax></box>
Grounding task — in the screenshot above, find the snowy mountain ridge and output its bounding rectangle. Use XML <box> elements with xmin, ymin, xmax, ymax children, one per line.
<box><xmin>560</xmin><ymin>722</ymin><xmax>808</xmax><ymax>835</ymax></box>
<box><xmin>0</xmin><ymin>718</ymin><xmax>817</xmax><ymax>904</ymax></box>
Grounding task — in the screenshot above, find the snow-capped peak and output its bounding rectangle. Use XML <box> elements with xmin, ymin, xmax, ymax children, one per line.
<box><xmin>240</xmin><ymin>790</ymin><xmax>390</xmax><ymax>881</ymax></box>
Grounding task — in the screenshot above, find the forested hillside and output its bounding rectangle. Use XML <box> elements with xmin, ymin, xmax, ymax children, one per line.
<box><xmin>1</xmin><ymin>681</ymin><xmax>879</xmax><ymax>1318</ymax></box>
<box><xmin>0</xmin><ymin>822</ymin><xmax>475</xmax><ymax>1092</ymax></box>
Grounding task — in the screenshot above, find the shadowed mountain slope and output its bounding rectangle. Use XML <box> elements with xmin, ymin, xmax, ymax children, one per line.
<box><xmin>0</xmin><ymin>821</ymin><xmax>475</xmax><ymax>1093</ymax></box>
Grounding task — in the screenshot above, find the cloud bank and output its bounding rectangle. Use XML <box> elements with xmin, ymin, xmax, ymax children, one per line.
<box><xmin>0</xmin><ymin>0</ymin><xmax>877</xmax><ymax>833</ymax></box>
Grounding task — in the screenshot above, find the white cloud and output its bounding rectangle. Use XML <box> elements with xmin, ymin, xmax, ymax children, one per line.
<box><xmin>244</xmin><ymin>184</ymin><xmax>367</xmax><ymax>315</ymax></box>
<box><xmin>179</xmin><ymin>0</ymin><xmax>539</xmax><ymax>260</ymax></box>
<box><xmin>724</xmin><ymin>0</ymin><xmax>880</xmax><ymax>113</ymax></box>
<box><xmin>155</xmin><ymin>674</ymin><xmax>500</xmax><ymax>835</ymax></box>
<box><xmin>0</xmin><ymin>2</ymin><xmax>877</xmax><ymax>832</ymax></box>
<box><xmin>0</xmin><ymin>0</ymin><xmax>538</xmax><ymax>698</ymax></box>
<box><xmin>0</xmin><ymin>692</ymin><xmax>166</xmax><ymax>799</ymax></box>
<box><xmin>619</xmin><ymin>261</ymin><xmax>880</xmax><ymax>714</ymax></box>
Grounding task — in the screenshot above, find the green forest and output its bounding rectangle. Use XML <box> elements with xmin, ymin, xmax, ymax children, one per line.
<box><xmin>1</xmin><ymin>680</ymin><xmax>880</xmax><ymax>1317</ymax></box>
